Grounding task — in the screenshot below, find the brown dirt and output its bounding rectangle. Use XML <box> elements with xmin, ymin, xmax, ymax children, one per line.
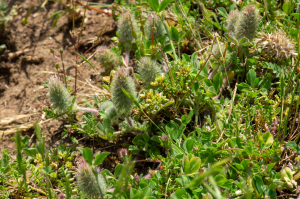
<box><xmin>0</xmin><ymin>0</ymin><xmax>116</xmax><ymax>154</ymax></box>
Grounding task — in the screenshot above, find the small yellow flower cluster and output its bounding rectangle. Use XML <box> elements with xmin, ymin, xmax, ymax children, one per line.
<box><xmin>140</xmin><ymin>89</ymin><xmax>168</xmax><ymax>115</ymax></box>
<box><xmin>151</xmin><ymin>75</ymin><xmax>165</xmax><ymax>87</ymax></box>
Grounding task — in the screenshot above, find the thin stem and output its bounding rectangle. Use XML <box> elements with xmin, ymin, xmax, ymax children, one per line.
<box><xmin>94</xmin><ymin>171</ymin><xmax>104</xmax><ymax>199</ymax></box>
<box><xmin>61</xmin><ymin>53</ymin><xmax>67</xmax><ymax>88</ymax></box>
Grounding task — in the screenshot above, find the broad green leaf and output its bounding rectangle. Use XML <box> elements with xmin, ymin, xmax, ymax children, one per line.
<box><xmin>171</xmin><ymin>188</ymin><xmax>186</xmax><ymax>199</ymax></box>
<box><xmin>182</xmin><ymin>155</ymin><xmax>190</xmax><ymax>174</ymax></box>
<box><xmin>159</xmin><ymin>0</ymin><xmax>173</xmax><ymax>12</ymax></box>
<box><xmin>23</xmin><ymin>148</ymin><xmax>37</xmax><ymax>157</ymax></box>
<box><xmin>188</xmin><ymin>157</ymin><xmax>201</xmax><ymax>174</ymax></box>
<box><xmin>217</xmin><ymin>7</ymin><xmax>227</xmax><ymax>18</ymax></box>
<box><xmin>183</xmin><ymin>138</ymin><xmax>195</xmax><ymax>153</ymax></box>
<box><xmin>203</xmin><ymin>78</ymin><xmax>213</xmax><ymax>88</ymax></box>
<box><xmin>114</xmin><ymin>164</ymin><xmax>123</xmax><ymax>177</ymax></box>
<box><xmin>237</xmin><ymin>83</ymin><xmax>250</xmax><ymax>91</ymax></box>
<box><xmin>213</xmin><ymin>72</ymin><xmax>222</xmax><ymax>93</ymax></box>
<box><xmin>259</xmin><ymin>132</ymin><xmax>274</xmax><ymax>151</ymax></box>
<box><xmin>235</xmin><ymin>163</ymin><xmax>244</xmax><ymax>171</ymax></box>
<box><xmin>282</xmin><ymin>1</ymin><xmax>291</xmax><ymax>15</ymax></box>
<box><xmin>206</xmin><ymin>86</ymin><xmax>217</xmax><ymax>97</ymax></box>
<box><xmin>292</xmin><ymin>13</ymin><xmax>300</xmax><ymax>21</ymax></box>
<box><xmin>94</xmin><ymin>152</ymin><xmax>110</xmax><ymax>166</ymax></box>
<box><xmin>142</xmin><ymin>132</ymin><xmax>150</xmax><ymax>143</ymax></box>
<box><xmin>170</xmin><ymin>27</ymin><xmax>179</xmax><ymax>42</ymax></box>
<box><xmin>253</xmin><ymin>176</ymin><xmax>264</xmax><ymax>195</ymax></box>
<box><xmin>163</xmin><ymin>43</ymin><xmax>172</xmax><ymax>53</ymax></box>
<box><xmin>148</xmin><ymin>0</ymin><xmax>159</xmax><ymax>12</ymax></box>
<box><xmin>247</xmin><ymin>70</ymin><xmax>256</xmax><ymax>87</ymax></box>
<box><xmin>286</xmin><ymin>141</ymin><xmax>300</xmax><ymax>153</ymax></box>
<box><xmin>83</xmin><ymin>148</ymin><xmax>93</xmax><ymax>165</ymax></box>
<box><xmin>42</xmin><ymin>166</ymin><xmax>52</xmax><ymax>175</ymax></box>
<box><xmin>141</xmin><ymin>187</ymin><xmax>151</xmax><ymax>197</ymax></box>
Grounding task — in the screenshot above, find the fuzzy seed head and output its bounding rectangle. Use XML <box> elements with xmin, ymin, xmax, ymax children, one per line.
<box><xmin>97</xmin><ymin>46</ymin><xmax>123</xmax><ymax>75</ymax></box>
<box><xmin>110</xmin><ymin>68</ymin><xmax>136</xmax><ymax>115</ymax></box>
<box><xmin>256</xmin><ymin>31</ymin><xmax>298</xmax><ymax>59</ymax></box>
<box><xmin>145</xmin><ymin>13</ymin><xmax>166</xmax><ymax>39</ymax></box>
<box><xmin>47</xmin><ymin>75</ymin><xmax>76</xmax><ymax>112</ymax></box>
<box><xmin>118</xmin><ymin>11</ymin><xmax>140</xmax><ymax>50</ymax></box>
<box><xmin>235</xmin><ymin>5</ymin><xmax>259</xmax><ymax>41</ymax></box>
<box><xmin>138</xmin><ymin>57</ymin><xmax>162</xmax><ymax>86</ymax></box>
<box><xmin>226</xmin><ymin>10</ymin><xmax>240</xmax><ymax>36</ymax></box>
<box><xmin>100</xmin><ymin>100</ymin><xmax>118</xmax><ymax>119</ymax></box>
<box><xmin>77</xmin><ymin>160</ymin><xmax>107</xmax><ymax>198</ymax></box>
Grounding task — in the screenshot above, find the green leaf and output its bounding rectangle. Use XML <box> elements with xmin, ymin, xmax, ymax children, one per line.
<box><xmin>183</xmin><ymin>138</ymin><xmax>195</xmax><ymax>153</ymax></box>
<box><xmin>206</xmin><ymin>86</ymin><xmax>217</xmax><ymax>97</ymax></box>
<box><xmin>163</xmin><ymin>43</ymin><xmax>172</xmax><ymax>53</ymax></box>
<box><xmin>114</xmin><ymin>164</ymin><xmax>123</xmax><ymax>177</ymax></box>
<box><xmin>171</xmin><ymin>188</ymin><xmax>186</xmax><ymax>199</ymax></box>
<box><xmin>259</xmin><ymin>132</ymin><xmax>274</xmax><ymax>151</ymax></box>
<box><xmin>286</xmin><ymin>141</ymin><xmax>300</xmax><ymax>153</ymax></box>
<box><xmin>159</xmin><ymin>0</ymin><xmax>173</xmax><ymax>12</ymax></box>
<box><xmin>23</xmin><ymin>148</ymin><xmax>37</xmax><ymax>157</ymax></box>
<box><xmin>142</xmin><ymin>133</ymin><xmax>150</xmax><ymax>143</ymax></box>
<box><xmin>42</xmin><ymin>166</ymin><xmax>52</xmax><ymax>175</ymax></box>
<box><xmin>170</xmin><ymin>27</ymin><xmax>179</xmax><ymax>42</ymax></box>
<box><xmin>217</xmin><ymin>7</ymin><xmax>227</xmax><ymax>18</ymax></box>
<box><xmin>188</xmin><ymin>157</ymin><xmax>201</xmax><ymax>174</ymax></box>
<box><xmin>148</xmin><ymin>0</ymin><xmax>159</xmax><ymax>12</ymax></box>
<box><xmin>203</xmin><ymin>78</ymin><xmax>213</xmax><ymax>88</ymax></box>
<box><xmin>235</xmin><ymin>163</ymin><xmax>244</xmax><ymax>171</ymax></box>
<box><xmin>247</xmin><ymin>70</ymin><xmax>256</xmax><ymax>87</ymax></box>
<box><xmin>122</xmin><ymin>88</ymin><xmax>141</xmax><ymax>109</ymax></box>
<box><xmin>183</xmin><ymin>155</ymin><xmax>190</xmax><ymax>174</ymax></box>
<box><xmin>76</xmin><ymin>147</ymin><xmax>83</xmax><ymax>154</ymax></box>
<box><xmin>282</xmin><ymin>1</ymin><xmax>291</xmax><ymax>15</ymax></box>
<box><xmin>83</xmin><ymin>148</ymin><xmax>93</xmax><ymax>165</ymax></box>
<box><xmin>77</xmin><ymin>53</ymin><xmax>97</xmax><ymax>75</ymax></box>
<box><xmin>94</xmin><ymin>152</ymin><xmax>110</xmax><ymax>166</ymax></box>
<box><xmin>213</xmin><ymin>72</ymin><xmax>222</xmax><ymax>94</ymax></box>
<box><xmin>292</xmin><ymin>13</ymin><xmax>300</xmax><ymax>21</ymax></box>
<box><xmin>253</xmin><ymin>176</ymin><xmax>264</xmax><ymax>195</ymax></box>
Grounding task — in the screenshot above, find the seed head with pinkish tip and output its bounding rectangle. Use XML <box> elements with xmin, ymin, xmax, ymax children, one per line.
<box><xmin>134</xmin><ymin>175</ymin><xmax>140</xmax><ymax>182</ymax></box>
<box><xmin>58</xmin><ymin>193</ymin><xmax>65</xmax><ymax>199</ymax></box>
<box><xmin>162</xmin><ymin>135</ymin><xmax>168</xmax><ymax>142</ymax></box>
<box><xmin>118</xmin><ymin>148</ymin><xmax>128</xmax><ymax>159</ymax></box>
